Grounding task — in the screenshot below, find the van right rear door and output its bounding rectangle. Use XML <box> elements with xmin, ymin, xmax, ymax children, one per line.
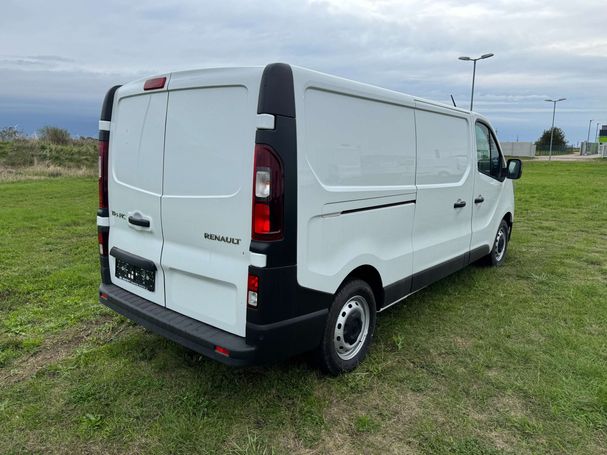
<box><xmin>160</xmin><ymin>68</ymin><xmax>262</xmax><ymax>338</ymax></box>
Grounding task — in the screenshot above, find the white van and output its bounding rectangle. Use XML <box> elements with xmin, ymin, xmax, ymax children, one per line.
<box><xmin>97</xmin><ymin>63</ymin><xmax>522</xmax><ymax>374</ymax></box>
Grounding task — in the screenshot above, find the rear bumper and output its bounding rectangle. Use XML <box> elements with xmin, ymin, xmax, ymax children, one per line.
<box><xmin>99</xmin><ymin>283</ymin><xmax>328</xmax><ymax>366</ymax></box>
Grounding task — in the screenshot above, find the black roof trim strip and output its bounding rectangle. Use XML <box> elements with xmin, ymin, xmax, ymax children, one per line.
<box><xmin>257</xmin><ymin>63</ymin><xmax>295</xmax><ymax>118</ymax></box>
<box><xmin>100</xmin><ymin>85</ymin><xmax>122</xmax><ymax>122</ymax></box>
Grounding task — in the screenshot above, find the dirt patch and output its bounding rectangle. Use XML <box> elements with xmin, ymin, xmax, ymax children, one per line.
<box><xmin>486</xmin><ymin>395</ymin><xmax>527</xmax><ymax>418</ymax></box>
<box><xmin>452</xmin><ymin>336</ymin><xmax>472</xmax><ymax>350</ymax></box>
<box><xmin>0</xmin><ymin>314</ymin><xmax>117</xmax><ymax>385</ymax></box>
<box><xmin>305</xmin><ymin>383</ymin><xmax>424</xmax><ymax>454</ymax></box>
<box><xmin>19</xmin><ymin>437</ymin><xmax>141</xmax><ymax>455</ymax></box>
<box><xmin>467</xmin><ymin>394</ymin><xmax>528</xmax><ymax>451</ymax></box>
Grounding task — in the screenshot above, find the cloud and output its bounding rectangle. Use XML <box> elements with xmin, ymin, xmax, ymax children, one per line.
<box><xmin>0</xmin><ymin>0</ymin><xmax>605</xmax><ymax>141</ymax></box>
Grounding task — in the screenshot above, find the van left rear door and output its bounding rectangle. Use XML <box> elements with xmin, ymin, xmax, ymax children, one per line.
<box><xmin>108</xmin><ymin>84</ymin><xmax>168</xmax><ymax>306</ymax></box>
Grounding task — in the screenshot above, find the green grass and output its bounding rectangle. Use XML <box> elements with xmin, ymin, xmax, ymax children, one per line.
<box><xmin>1</xmin><ymin>161</ymin><xmax>606</xmax><ymax>454</ymax></box>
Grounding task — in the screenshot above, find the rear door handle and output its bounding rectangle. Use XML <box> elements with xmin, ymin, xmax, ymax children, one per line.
<box><xmin>453</xmin><ymin>200</ymin><xmax>466</xmax><ymax>208</ymax></box>
<box><xmin>474</xmin><ymin>195</ymin><xmax>485</xmax><ymax>204</ymax></box>
<box><xmin>128</xmin><ymin>216</ymin><xmax>150</xmax><ymax>228</ymax></box>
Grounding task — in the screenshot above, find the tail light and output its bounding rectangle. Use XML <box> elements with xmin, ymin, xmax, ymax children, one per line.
<box><xmin>98</xmin><ymin>231</ymin><xmax>108</xmax><ymax>256</ymax></box>
<box><xmin>98</xmin><ymin>140</ymin><xmax>109</xmax><ymax>209</ymax></box>
<box><xmin>247</xmin><ymin>273</ymin><xmax>259</xmax><ymax>308</ymax></box>
<box><xmin>214</xmin><ymin>345</ymin><xmax>230</xmax><ymax>357</ymax></box>
<box><xmin>252</xmin><ymin>144</ymin><xmax>283</xmax><ymax>240</ymax></box>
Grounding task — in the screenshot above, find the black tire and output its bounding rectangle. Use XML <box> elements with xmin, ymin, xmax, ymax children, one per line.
<box><xmin>318</xmin><ymin>279</ymin><xmax>376</xmax><ymax>375</ymax></box>
<box><xmin>488</xmin><ymin>219</ymin><xmax>509</xmax><ymax>267</ymax></box>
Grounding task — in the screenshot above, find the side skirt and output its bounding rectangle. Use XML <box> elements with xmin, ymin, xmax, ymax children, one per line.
<box><xmin>379</xmin><ymin>245</ymin><xmax>491</xmax><ymax>311</ymax></box>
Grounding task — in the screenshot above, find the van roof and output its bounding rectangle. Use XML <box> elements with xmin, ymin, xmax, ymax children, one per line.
<box><xmin>288</xmin><ymin>64</ymin><xmax>472</xmax><ymax>116</ymax></box>
<box><xmin>129</xmin><ymin>63</ymin><xmax>477</xmax><ymax>118</ymax></box>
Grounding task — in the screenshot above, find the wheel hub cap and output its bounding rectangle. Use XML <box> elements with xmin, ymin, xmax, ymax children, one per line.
<box><xmin>334</xmin><ymin>296</ymin><xmax>371</xmax><ymax>361</ymax></box>
<box><xmin>343</xmin><ymin>314</ymin><xmax>363</xmax><ymax>344</ymax></box>
<box><xmin>495</xmin><ymin>228</ymin><xmax>506</xmax><ymax>261</ymax></box>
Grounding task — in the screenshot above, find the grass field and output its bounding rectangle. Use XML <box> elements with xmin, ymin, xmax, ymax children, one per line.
<box><xmin>1</xmin><ymin>161</ymin><xmax>606</xmax><ymax>454</ymax></box>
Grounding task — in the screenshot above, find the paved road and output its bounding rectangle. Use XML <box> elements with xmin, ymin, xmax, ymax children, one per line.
<box><xmin>534</xmin><ymin>153</ymin><xmax>604</xmax><ymax>161</ymax></box>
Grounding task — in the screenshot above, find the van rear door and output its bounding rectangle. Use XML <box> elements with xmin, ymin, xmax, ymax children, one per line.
<box><xmin>160</xmin><ymin>68</ymin><xmax>262</xmax><ymax>337</ymax></box>
<box><xmin>108</xmin><ymin>83</ymin><xmax>168</xmax><ymax>306</ymax></box>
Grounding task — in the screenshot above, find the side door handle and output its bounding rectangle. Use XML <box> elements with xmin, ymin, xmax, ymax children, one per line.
<box><xmin>453</xmin><ymin>199</ymin><xmax>466</xmax><ymax>208</ymax></box>
<box><xmin>128</xmin><ymin>215</ymin><xmax>150</xmax><ymax>228</ymax></box>
<box><xmin>474</xmin><ymin>195</ymin><xmax>485</xmax><ymax>204</ymax></box>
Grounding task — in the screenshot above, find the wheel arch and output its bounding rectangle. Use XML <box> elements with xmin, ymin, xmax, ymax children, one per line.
<box><xmin>503</xmin><ymin>212</ymin><xmax>513</xmax><ymax>239</ymax></box>
<box><xmin>339</xmin><ymin>265</ymin><xmax>384</xmax><ymax>311</ymax></box>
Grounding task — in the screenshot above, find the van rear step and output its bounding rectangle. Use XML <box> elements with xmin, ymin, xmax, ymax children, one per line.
<box><xmin>99</xmin><ymin>284</ymin><xmax>256</xmax><ymax>366</ymax></box>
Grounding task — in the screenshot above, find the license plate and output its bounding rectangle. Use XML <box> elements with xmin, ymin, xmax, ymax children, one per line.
<box><xmin>115</xmin><ymin>257</ymin><xmax>155</xmax><ymax>291</ymax></box>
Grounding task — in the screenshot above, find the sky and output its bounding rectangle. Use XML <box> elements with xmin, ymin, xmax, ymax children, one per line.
<box><xmin>1</xmin><ymin>0</ymin><xmax>606</xmax><ymax>144</ymax></box>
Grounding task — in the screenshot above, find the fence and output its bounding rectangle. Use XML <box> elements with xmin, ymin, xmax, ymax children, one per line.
<box><xmin>600</xmin><ymin>144</ymin><xmax>607</xmax><ymax>158</ymax></box>
<box><xmin>580</xmin><ymin>142</ymin><xmax>599</xmax><ymax>155</ymax></box>
<box><xmin>500</xmin><ymin>142</ymin><xmax>536</xmax><ymax>157</ymax></box>
<box><xmin>535</xmin><ymin>146</ymin><xmax>575</xmax><ymax>156</ymax></box>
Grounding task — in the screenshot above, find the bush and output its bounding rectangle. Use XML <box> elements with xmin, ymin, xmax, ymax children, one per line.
<box><xmin>2</xmin><ymin>141</ymin><xmax>39</xmax><ymax>167</ymax></box>
<box><xmin>535</xmin><ymin>127</ymin><xmax>567</xmax><ymax>150</ymax></box>
<box><xmin>0</xmin><ymin>126</ymin><xmax>24</xmax><ymax>141</ymax></box>
<box><xmin>0</xmin><ymin>139</ymin><xmax>97</xmax><ymax>169</ymax></box>
<box><xmin>38</xmin><ymin>126</ymin><xmax>71</xmax><ymax>145</ymax></box>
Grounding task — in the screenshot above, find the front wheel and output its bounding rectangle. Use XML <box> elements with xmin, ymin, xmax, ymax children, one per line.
<box><xmin>489</xmin><ymin>219</ymin><xmax>509</xmax><ymax>266</ymax></box>
<box><xmin>318</xmin><ymin>279</ymin><xmax>376</xmax><ymax>375</ymax></box>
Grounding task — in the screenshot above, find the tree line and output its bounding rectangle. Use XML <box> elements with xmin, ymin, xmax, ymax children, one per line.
<box><xmin>0</xmin><ymin>126</ymin><xmax>76</xmax><ymax>145</ymax></box>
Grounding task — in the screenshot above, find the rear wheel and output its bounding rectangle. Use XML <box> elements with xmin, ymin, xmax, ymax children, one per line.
<box><xmin>488</xmin><ymin>219</ymin><xmax>509</xmax><ymax>266</ymax></box>
<box><xmin>318</xmin><ymin>279</ymin><xmax>376</xmax><ymax>375</ymax></box>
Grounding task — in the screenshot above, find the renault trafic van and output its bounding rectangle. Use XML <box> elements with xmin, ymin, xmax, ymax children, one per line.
<box><xmin>97</xmin><ymin>63</ymin><xmax>522</xmax><ymax>374</ymax></box>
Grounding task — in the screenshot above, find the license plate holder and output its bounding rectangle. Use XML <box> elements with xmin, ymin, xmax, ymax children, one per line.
<box><xmin>115</xmin><ymin>257</ymin><xmax>156</xmax><ymax>292</ymax></box>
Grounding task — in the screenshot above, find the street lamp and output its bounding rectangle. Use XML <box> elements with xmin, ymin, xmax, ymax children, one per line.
<box><xmin>459</xmin><ymin>53</ymin><xmax>494</xmax><ymax>110</ymax></box>
<box><xmin>544</xmin><ymin>98</ymin><xmax>566</xmax><ymax>161</ymax></box>
<box><xmin>596</xmin><ymin>122</ymin><xmax>602</xmax><ymax>142</ymax></box>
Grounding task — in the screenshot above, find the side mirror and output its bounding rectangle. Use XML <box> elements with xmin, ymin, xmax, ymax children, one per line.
<box><xmin>506</xmin><ymin>159</ymin><xmax>522</xmax><ymax>180</ymax></box>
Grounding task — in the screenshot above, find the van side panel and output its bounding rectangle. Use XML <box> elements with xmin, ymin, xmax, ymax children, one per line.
<box><xmin>295</xmin><ymin>75</ymin><xmax>417</xmax><ymax>296</ymax></box>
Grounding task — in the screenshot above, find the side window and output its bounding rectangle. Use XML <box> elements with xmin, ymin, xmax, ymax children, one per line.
<box><xmin>416</xmin><ymin>110</ymin><xmax>470</xmax><ymax>185</ymax></box>
<box><xmin>475</xmin><ymin>123</ymin><xmax>503</xmax><ymax>179</ymax></box>
<box><xmin>488</xmin><ymin>131</ymin><xmax>501</xmax><ymax>178</ymax></box>
<box><xmin>475</xmin><ymin>124</ymin><xmax>491</xmax><ymax>175</ymax></box>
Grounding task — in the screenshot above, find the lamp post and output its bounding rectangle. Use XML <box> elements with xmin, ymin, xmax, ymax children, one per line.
<box><xmin>596</xmin><ymin>122</ymin><xmax>602</xmax><ymax>142</ymax></box>
<box><xmin>587</xmin><ymin>119</ymin><xmax>593</xmax><ymax>143</ymax></box>
<box><xmin>544</xmin><ymin>98</ymin><xmax>566</xmax><ymax>161</ymax></box>
<box><xmin>459</xmin><ymin>53</ymin><xmax>494</xmax><ymax>111</ymax></box>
